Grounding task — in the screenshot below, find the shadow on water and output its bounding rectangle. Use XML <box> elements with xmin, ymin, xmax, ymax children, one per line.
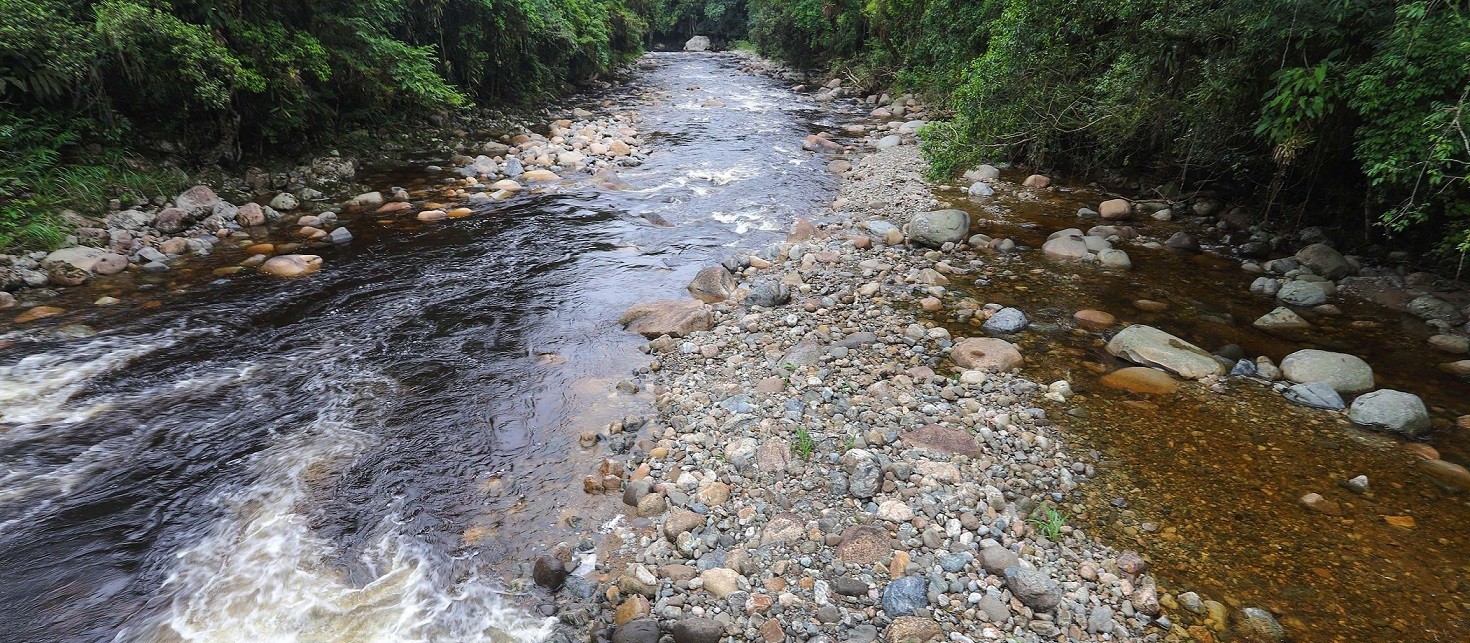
<box><xmin>0</xmin><ymin>53</ymin><xmax>860</xmax><ymax>642</ymax></box>
<box><xmin>937</xmin><ymin>177</ymin><xmax>1470</xmax><ymax>641</ymax></box>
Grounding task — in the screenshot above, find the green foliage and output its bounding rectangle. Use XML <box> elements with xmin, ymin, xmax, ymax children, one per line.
<box><xmin>0</xmin><ymin>110</ymin><xmax>184</xmax><ymax>250</ymax></box>
<box><xmin>654</xmin><ymin>0</ymin><xmax>748</xmax><ymax>41</ymax></box>
<box><xmin>1028</xmin><ymin>504</ymin><xmax>1066</xmax><ymax>541</ymax></box>
<box><xmin>742</xmin><ymin>0</ymin><xmax>1470</xmax><ymax>257</ymax></box>
<box><xmin>791</xmin><ymin>427</ymin><xmax>816</xmax><ymax>460</ymax></box>
<box><xmin>0</xmin><ymin>0</ymin><xmax>652</xmax><ymax>250</ymax></box>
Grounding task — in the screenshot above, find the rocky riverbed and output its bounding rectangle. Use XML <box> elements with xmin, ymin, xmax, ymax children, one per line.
<box><xmin>532</xmin><ymin>143</ymin><xmax>1304</xmax><ymax>643</ymax></box>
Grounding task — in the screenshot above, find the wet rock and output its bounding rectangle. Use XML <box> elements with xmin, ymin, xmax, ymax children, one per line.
<box><xmin>1419</xmin><ymin>458</ymin><xmax>1470</xmax><ymax>492</ymax></box>
<box><xmin>1295</xmin><ymin>243</ymin><xmax>1351</xmax><ymax>280</ymax></box>
<box><xmin>951</xmin><ymin>337</ymin><xmax>1023</xmax><ymax>372</ymax></box>
<box><xmin>1099</xmin><ymin>367</ymin><xmax>1179</xmax><ymax>394</ymax></box>
<box><xmin>1298</xmin><ymin>492</ymin><xmax>1342</xmax><ymax>515</ymax></box>
<box><xmin>1253</xmin><ymin>307</ymin><xmax>1312</xmax><ymax>332</ymax></box>
<box><xmin>1105</xmin><ymin>325</ymin><xmax>1224</xmax><ymax>378</ymax></box>
<box><xmin>612</xmin><ymin>618</ymin><xmax>661</xmax><ymax>643</ymax></box>
<box><xmin>1283</xmin><ymin>382</ymin><xmax>1345</xmax><ymax>410</ymax></box>
<box><xmin>532</xmin><ymin>554</ymin><xmax>569</xmax><ymax>590</ymax></box>
<box><xmin>1348</xmin><ymin>389</ymin><xmax>1430</xmax><ymax>437</ymax></box>
<box><xmin>688</xmin><ymin>266</ymin><xmax>736</xmax><ymax>303</ymax></box>
<box><xmin>1074</xmin><ymin>309</ymin><xmax>1115</xmax><ymax>329</ymax></box>
<box><xmin>1250</xmin><ymin>276</ymin><xmax>1281</xmax><ymax>296</ymax></box>
<box><xmin>1276</xmin><ymin>280</ymin><xmax>1327</xmax><ymax>306</ymax></box>
<box><xmin>1442</xmin><ymin>360</ymin><xmax>1470</xmax><ymax>378</ymax></box>
<box><xmin>620</xmin><ymin>300</ymin><xmax>712</xmax><ymax>338</ymax></box>
<box><xmin>1004</xmin><ymin>567</ymin><xmax>1061</xmax><ymax>611</ymax></box>
<box><xmin>672</xmin><ymin>618</ymin><xmax>724</xmax><ymax>643</ymax></box>
<box><xmin>1041</xmin><ymin>231</ymin><xmax>1089</xmax><ymax>261</ymax></box>
<box><xmin>1408</xmin><ymin>295</ymin><xmax>1466</xmax><ymax>325</ymax></box>
<box><xmin>1429</xmin><ymin>334</ymin><xmax>1470</xmax><ymax>354</ymax></box>
<box><xmin>881</xmin><ymin>576</ymin><xmax>928</xmax><ymax>616</ymax></box>
<box><xmin>1343</xmin><ymin>475</ymin><xmax>1370</xmax><ymax>493</ymax></box>
<box><xmin>236</xmin><ymin>202</ymin><xmax>266</xmax><ymax>226</ymax></box>
<box><xmin>906</xmin><ymin>209</ymin><xmax>970</xmax><ymax>248</ymax></box>
<box><xmin>1099</xmin><ymin>199</ymin><xmax>1131</xmax><ymax>220</ymax></box>
<box><xmin>15</xmin><ymin>306</ymin><xmax>64</xmax><ymax>323</ymax></box>
<box><xmin>967</xmin><ymin>182</ymin><xmax>994</xmax><ymax>198</ymax></box>
<box><xmin>1097</xmin><ymin>248</ymin><xmax>1132</xmax><ymax>268</ymax></box>
<box><xmin>258</xmin><ymin>254</ymin><xmax>322</xmax><ymax>278</ymax></box>
<box><xmin>1022</xmin><ymin>174</ymin><xmax>1051</xmax><ymax>189</ymax></box>
<box><xmin>1165</xmin><ymin>231</ymin><xmax>1200</xmax><ymax>251</ymax></box>
<box><xmin>1280</xmin><ymin>349</ymin><xmax>1374</xmax><ymax>394</ymax></box>
<box><xmin>983</xmin><ymin>307</ymin><xmax>1028</xmax><ymax>333</ymax></box>
<box><xmin>1236</xmin><ymin>608</ymin><xmax>1286</xmax><ymax>642</ymax></box>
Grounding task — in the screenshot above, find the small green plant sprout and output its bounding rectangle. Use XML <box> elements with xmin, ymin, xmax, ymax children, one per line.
<box><xmin>1028</xmin><ymin>504</ymin><xmax>1066</xmax><ymax>540</ymax></box>
<box><xmin>792</xmin><ymin>427</ymin><xmax>816</xmax><ymax>460</ymax></box>
<box><xmin>842</xmin><ymin>432</ymin><xmax>858</xmax><ymax>452</ymax></box>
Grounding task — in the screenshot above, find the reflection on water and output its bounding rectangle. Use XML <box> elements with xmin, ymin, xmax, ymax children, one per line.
<box><xmin>0</xmin><ymin>53</ymin><xmax>859</xmax><ymax>642</ymax></box>
<box><xmin>939</xmin><ymin>177</ymin><xmax>1470</xmax><ymax>641</ymax></box>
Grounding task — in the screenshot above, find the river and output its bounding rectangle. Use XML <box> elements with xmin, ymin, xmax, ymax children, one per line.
<box><xmin>0</xmin><ymin>53</ymin><xmax>858</xmax><ymax>643</ymax></box>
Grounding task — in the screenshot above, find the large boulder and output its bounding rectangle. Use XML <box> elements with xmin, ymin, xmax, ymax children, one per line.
<box><xmin>1105</xmin><ymin>325</ymin><xmax>1224</xmax><ymax>379</ymax></box>
<box><xmin>44</xmin><ymin>247</ymin><xmax>107</xmax><ymax>273</ymax></box>
<box><xmin>1348</xmin><ymin>389</ymin><xmax>1430</xmax><ymax>436</ymax></box>
<box><xmin>906</xmin><ymin>209</ymin><xmax>970</xmax><ymax>247</ymax></box>
<box><xmin>951</xmin><ymin>338</ymin><xmax>1024</xmax><ymax>372</ymax></box>
<box><xmin>1295</xmin><ymin>243</ymin><xmax>1351</xmax><ymax>280</ymax></box>
<box><xmin>687</xmin><ymin>266</ymin><xmax>735</xmax><ymax>303</ymax></box>
<box><xmin>620</xmin><ymin>300</ymin><xmax>712</xmax><ymax>338</ymax></box>
<box><xmin>684</xmin><ymin>36</ymin><xmax>711</xmax><ymax>52</ymax></box>
<box><xmin>1280</xmin><ymin>349</ymin><xmax>1374</xmax><ymax>394</ymax></box>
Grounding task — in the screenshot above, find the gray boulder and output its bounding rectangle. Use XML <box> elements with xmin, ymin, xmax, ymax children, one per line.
<box><xmin>1253</xmin><ymin>307</ymin><xmax>1311</xmax><ymax>332</ymax></box>
<box><xmin>1277</xmin><ymin>280</ymin><xmax>1327</xmax><ymax>306</ymax></box>
<box><xmin>1295</xmin><ymin>243</ymin><xmax>1351</xmax><ymax>279</ymax></box>
<box><xmin>1407</xmin><ymin>295</ymin><xmax>1466</xmax><ymax>325</ymax></box>
<box><xmin>983</xmin><ymin>307</ymin><xmax>1028</xmax><ymax>334</ymax></box>
<box><xmin>906</xmin><ymin>209</ymin><xmax>970</xmax><ymax>248</ymax></box>
<box><xmin>684</xmin><ymin>36</ymin><xmax>711</xmax><ymax>52</ymax></box>
<box><xmin>1348</xmin><ymin>389</ymin><xmax>1430</xmax><ymax>436</ymax></box>
<box><xmin>745</xmin><ymin>281</ymin><xmax>790</xmax><ymax>308</ymax></box>
<box><xmin>1280</xmin><ymin>349</ymin><xmax>1374</xmax><ymax>393</ymax></box>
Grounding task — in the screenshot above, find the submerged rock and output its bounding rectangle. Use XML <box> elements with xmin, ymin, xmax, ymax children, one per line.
<box><xmin>258</xmin><ymin>254</ymin><xmax>322</xmax><ymax>278</ymax></box>
<box><xmin>620</xmin><ymin>300</ymin><xmax>712</xmax><ymax>338</ymax></box>
<box><xmin>1105</xmin><ymin>325</ymin><xmax>1223</xmax><ymax>379</ymax></box>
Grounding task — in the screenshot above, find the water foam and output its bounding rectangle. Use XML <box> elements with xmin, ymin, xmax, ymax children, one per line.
<box><xmin>131</xmin><ymin>362</ymin><xmax>552</xmax><ymax>643</ymax></box>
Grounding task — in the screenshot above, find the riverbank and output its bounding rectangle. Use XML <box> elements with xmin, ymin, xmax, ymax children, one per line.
<box><xmin>547</xmin><ymin>142</ymin><xmax>1278</xmax><ymax>641</ymax></box>
<box><xmin>538</xmin><ymin>57</ymin><xmax>1470</xmax><ymax>642</ymax></box>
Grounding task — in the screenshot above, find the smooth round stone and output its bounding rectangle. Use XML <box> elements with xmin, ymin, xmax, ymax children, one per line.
<box><xmin>1100</xmin><ymin>367</ymin><xmax>1179</xmax><ymax>394</ymax></box>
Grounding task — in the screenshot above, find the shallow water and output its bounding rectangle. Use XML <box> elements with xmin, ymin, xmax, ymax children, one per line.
<box><xmin>938</xmin><ymin>178</ymin><xmax>1470</xmax><ymax>641</ymax></box>
<box><xmin>0</xmin><ymin>53</ymin><xmax>858</xmax><ymax>643</ymax></box>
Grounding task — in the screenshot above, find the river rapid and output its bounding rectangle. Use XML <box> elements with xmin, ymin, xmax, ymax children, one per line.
<box><xmin>0</xmin><ymin>53</ymin><xmax>858</xmax><ymax>643</ymax></box>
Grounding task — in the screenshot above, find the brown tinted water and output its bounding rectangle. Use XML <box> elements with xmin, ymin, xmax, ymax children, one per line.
<box><xmin>937</xmin><ymin>178</ymin><xmax>1470</xmax><ymax>641</ymax></box>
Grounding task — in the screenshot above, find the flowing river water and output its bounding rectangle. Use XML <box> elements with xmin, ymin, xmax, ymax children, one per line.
<box><xmin>3</xmin><ymin>52</ymin><xmax>1470</xmax><ymax>643</ymax></box>
<box><xmin>0</xmin><ymin>53</ymin><xmax>858</xmax><ymax>642</ymax></box>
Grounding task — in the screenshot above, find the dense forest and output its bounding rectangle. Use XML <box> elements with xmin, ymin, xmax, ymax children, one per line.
<box><xmin>2</xmin><ymin>0</ymin><xmax>1468</xmax><ymax>261</ymax></box>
